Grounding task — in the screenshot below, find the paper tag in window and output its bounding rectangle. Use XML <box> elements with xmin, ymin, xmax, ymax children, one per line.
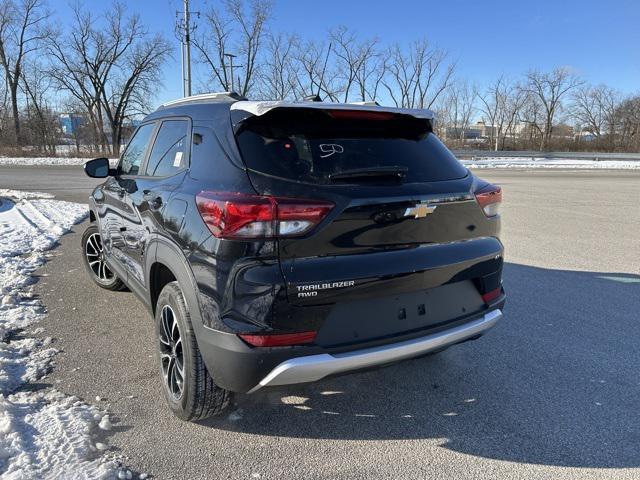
<box><xmin>173</xmin><ymin>151</ymin><xmax>183</xmax><ymax>167</ymax></box>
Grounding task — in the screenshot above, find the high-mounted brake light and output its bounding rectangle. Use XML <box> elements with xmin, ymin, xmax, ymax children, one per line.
<box><xmin>238</xmin><ymin>331</ymin><xmax>317</xmax><ymax>347</ymax></box>
<box><xmin>474</xmin><ymin>184</ymin><xmax>502</xmax><ymax>217</ymax></box>
<box><xmin>327</xmin><ymin>110</ymin><xmax>395</xmax><ymax>121</ymax></box>
<box><xmin>195</xmin><ymin>191</ymin><xmax>333</xmax><ymax>239</ymax></box>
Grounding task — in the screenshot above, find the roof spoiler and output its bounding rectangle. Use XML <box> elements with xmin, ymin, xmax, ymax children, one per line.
<box><xmin>230</xmin><ymin>101</ymin><xmax>435</xmax><ymax>121</ymax></box>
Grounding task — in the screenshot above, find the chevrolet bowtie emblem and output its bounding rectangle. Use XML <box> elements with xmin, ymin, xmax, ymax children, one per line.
<box><xmin>404</xmin><ymin>203</ymin><xmax>437</xmax><ymax>219</ymax></box>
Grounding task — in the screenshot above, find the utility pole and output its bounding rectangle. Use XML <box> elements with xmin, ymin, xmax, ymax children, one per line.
<box><xmin>183</xmin><ymin>0</ymin><xmax>191</xmax><ymax>97</ymax></box>
<box><xmin>224</xmin><ymin>53</ymin><xmax>242</xmax><ymax>93</ymax></box>
<box><xmin>176</xmin><ymin>0</ymin><xmax>199</xmax><ymax>97</ymax></box>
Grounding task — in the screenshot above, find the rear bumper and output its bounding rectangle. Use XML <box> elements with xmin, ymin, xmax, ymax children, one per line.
<box><xmin>246</xmin><ymin>308</ymin><xmax>502</xmax><ymax>393</ymax></box>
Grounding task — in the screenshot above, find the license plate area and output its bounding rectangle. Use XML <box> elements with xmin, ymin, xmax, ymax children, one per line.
<box><xmin>314</xmin><ymin>281</ymin><xmax>485</xmax><ymax>347</ymax></box>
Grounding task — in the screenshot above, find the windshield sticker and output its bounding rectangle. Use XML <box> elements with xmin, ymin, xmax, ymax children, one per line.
<box><xmin>173</xmin><ymin>151</ymin><xmax>183</xmax><ymax>167</ymax></box>
<box><xmin>319</xmin><ymin>144</ymin><xmax>344</xmax><ymax>158</ymax></box>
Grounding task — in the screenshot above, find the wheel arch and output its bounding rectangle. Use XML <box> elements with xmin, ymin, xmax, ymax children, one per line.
<box><xmin>146</xmin><ymin>238</ymin><xmax>202</xmax><ymax>324</ymax></box>
<box><xmin>149</xmin><ymin>262</ymin><xmax>177</xmax><ymax>316</ymax></box>
<box><xmin>146</xmin><ymin>237</ymin><xmax>227</xmax><ymax>388</ymax></box>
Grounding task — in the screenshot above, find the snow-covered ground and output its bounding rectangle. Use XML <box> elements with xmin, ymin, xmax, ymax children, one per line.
<box><xmin>0</xmin><ymin>157</ymin><xmax>118</xmax><ymax>167</ymax></box>
<box><xmin>461</xmin><ymin>156</ymin><xmax>640</xmax><ymax>169</ymax></box>
<box><xmin>2</xmin><ymin>155</ymin><xmax>640</xmax><ymax>170</ymax></box>
<box><xmin>0</xmin><ymin>190</ymin><xmax>132</xmax><ymax>479</ymax></box>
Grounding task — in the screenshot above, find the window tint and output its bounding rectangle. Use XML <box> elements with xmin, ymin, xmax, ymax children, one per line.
<box><xmin>145</xmin><ymin>120</ymin><xmax>189</xmax><ymax>177</ymax></box>
<box><xmin>119</xmin><ymin>123</ymin><xmax>155</xmax><ymax>175</ymax></box>
<box><xmin>235</xmin><ymin>110</ymin><xmax>468</xmax><ymax>184</ymax></box>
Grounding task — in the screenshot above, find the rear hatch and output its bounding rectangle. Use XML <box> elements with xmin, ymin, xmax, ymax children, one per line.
<box><xmin>232</xmin><ymin>105</ymin><xmax>503</xmax><ymax>345</ymax></box>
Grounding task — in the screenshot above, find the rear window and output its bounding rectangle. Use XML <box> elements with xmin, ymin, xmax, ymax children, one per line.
<box><xmin>234</xmin><ymin>109</ymin><xmax>468</xmax><ymax>184</ymax></box>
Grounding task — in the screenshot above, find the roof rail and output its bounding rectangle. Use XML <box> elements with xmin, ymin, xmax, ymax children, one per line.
<box><xmin>159</xmin><ymin>91</ymin><xmax>247</xmax><ymax>108</ymax></box>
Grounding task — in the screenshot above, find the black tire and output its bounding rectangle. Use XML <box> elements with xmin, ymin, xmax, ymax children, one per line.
<box><xmin>155</xmin><ymin>281</ymin><xmax>231</xmax><ymax>420</ymax></box>
<box><xmin>81</xmin><ymin>224</ymin><xmax>126</xmax><ymax>291</ymax></box>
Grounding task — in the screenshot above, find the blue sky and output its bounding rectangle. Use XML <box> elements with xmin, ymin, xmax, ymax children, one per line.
<box><xmin>50</xmin><ymin>0</ymin><xmax>640</xmax><ymax>106</ymax></box>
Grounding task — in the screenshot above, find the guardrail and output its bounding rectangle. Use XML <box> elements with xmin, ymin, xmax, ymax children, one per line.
<box><xmin>453</xmin><ymin>150</ymin><xmax>640</xmax><ymax>161</ymax></box>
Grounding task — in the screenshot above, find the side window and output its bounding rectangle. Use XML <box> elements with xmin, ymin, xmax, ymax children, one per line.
<box><xmin>119</xmin><ymin>123</ymin><xmax>155</xmax><ymax>175</ymax></box>
<box><xmin>144</xmin><ymin>120</ymin><xmax>189</xmax><ymax>177</ymax></box>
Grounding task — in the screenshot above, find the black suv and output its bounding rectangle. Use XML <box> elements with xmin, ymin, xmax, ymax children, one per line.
<box><xmin>82</xmin><ymin>93</ymin><xmax>505</xmax><ymax>420</ymax></box>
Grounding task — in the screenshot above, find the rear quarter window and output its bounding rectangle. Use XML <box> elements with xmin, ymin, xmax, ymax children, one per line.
<box><xmin>145</xmin><ymin>119</ymin><xmax>189</xmax><ymax>177</ymax></box>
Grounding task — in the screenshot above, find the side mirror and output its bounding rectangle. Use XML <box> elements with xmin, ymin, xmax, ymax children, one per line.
<box><xmin>84</xmin><ymin>158</ymin><xmax>111</xmax><ymax>178</ymax></box>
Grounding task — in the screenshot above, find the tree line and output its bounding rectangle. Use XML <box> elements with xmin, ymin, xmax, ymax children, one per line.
<box><xmin>0</xmin><ymin>0</ymin><xmax>638</xmax><ymax>157</ymax></box>
<box><xmin>0</xmin><ymin>0</ymin><xmax>170</xmax><ymax>156</ymax></box>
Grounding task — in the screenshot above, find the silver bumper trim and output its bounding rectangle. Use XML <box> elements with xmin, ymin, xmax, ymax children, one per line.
<box><xmin>248</xmin><ymin>309</ymin><xmax>503</xmax><ymax>393</ymax></box>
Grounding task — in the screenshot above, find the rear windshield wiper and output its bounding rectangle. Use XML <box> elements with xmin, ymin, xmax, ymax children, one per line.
<box><xmin>329</xmin><ymin>166</ymin><xmax>408</xmax><ymax>183</ymax></box>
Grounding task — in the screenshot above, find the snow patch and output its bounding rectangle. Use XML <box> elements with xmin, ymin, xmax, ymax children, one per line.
<box><xmin>98</xmin><ymin>415</ymin><xmax>112</xmax><ymax>431</ymax></box>
<box><xmin>0</xmin><ymin>390</ymin><xmax>118</xmax><ymax>479</ymax></box>
<box><xmin>0</xmin><ymin>157</ymin><xmax>118</xmax><ymax>167</ymax></box>
<box><xmin>462</xmin><ymin>157</ymin><xmax>640</xmax><ymax>169</ymax></box>
<box><xmin>3</xmin><ymin>154</ymin><xmax>639</xmax><ymax>170</ymax></box>
<box><xmin>0</xmin><ymin>189</ymin><xmax>55</xmax><ymax>200</ymax></box>
<box><xmin>0</xmin><ymin>189</ymin><xmax>123</xmax><ymax>478</ymax></box>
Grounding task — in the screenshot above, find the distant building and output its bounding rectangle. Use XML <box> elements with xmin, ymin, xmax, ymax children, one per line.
<box><xmin>442</xmin><ymin>121</ymin><xmax>496</xmax><ymax>141</ymax></box>
<box><xmin>575</xmin><ymin>130</ymin><xmax>597</xmax><ymax>142</ymax></box>
<box><xmin>552</xmin><ymin>123</ymin><xmax>574</xmax><ymax>138</ymax></box>
<box><xmin>59</xmin><ymin>114</ymin><xmax>84</xmax><ymax>135</ymax></box>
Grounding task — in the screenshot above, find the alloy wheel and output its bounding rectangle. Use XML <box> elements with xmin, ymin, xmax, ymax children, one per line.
<box><xmin>158</xmin><ymin>305</ymin><xmax>185</xmax><ymax>400</ymax></box>
<box><xmin>85</xmin><ymin>232</ymin><xmax>114</xmax><ymax>282</ymax></box>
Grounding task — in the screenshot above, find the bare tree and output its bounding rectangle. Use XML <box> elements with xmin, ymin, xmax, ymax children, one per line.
<box><xmin>0</xmin><ymin>65</ymin><xmax>13</xmax><ymax>145</ymax></box>
<box><xmin>291</xmin><ymin>40</ymin><xmax>340</xmax><ymax>101</ymax></box>
<box><xmin>20</xmin><ymin>59</ymin><xmax>57</xmax><ymax>153</ymax></box>
<box><xmin>499</xmin><ymin>84</ymin><xmax>527</xmax><ymax>149</ymax></box>
<box><xmin>0</xmin><ymin>0</ymin><xmax>49</xmax><ymax>145</ymax></box>
<box><xmin>571</xmin><ymin>84</ymin><xmax>619</xmax><ymax>146</ymax></box>
<box><xmin>382</xmin><ymin>38</ymin><xmax>455</xmax><ymax>109</ymax></box>
<box><xmin>614</xmin><ymin>95</ymin><xmax>640</xmax><ymax>150</ymax></box>
<box><xmin>47</xmin><ymin>2</ymin><xmax>171</xmax><ymax>156</ymax></box>
<box><xmin>192</xmin><ymin>7</ymin><xmax>232</xmax><ymax>92</ymax></box>
<box><xmin>476</xmin><ymin>77</ymin><xmax>527</xmax><ymax>150</ymax></box>
<box><xmin>476</xmin><ymin>76</ymin><xmax>503</xmax><ymax>149</ymax></box>
<box><xmin>194</xmin><ymin>0</ymin><xmax>271</xmax><ymax>97</ymax></box>
<box><xmin>330</xmin><ymin>26</ymin><xmax>378</xmax><ymax>102</ymax></box>
<box><xmin>353</xmin><ymin>50</ymin><xmax>385</xmax><ymax>102</ymax></box>
<box><xmin>226</xmin><ymin>0</ymin><xmax>271</xmax><ymax>96</ymax></box>
<box><xmin>524</xmin><ymin>67</ymin><xmax>582</xmax><ymax>150</ymax></box>
<box><xmin>439</xmin><ymin>79</ymin><xmax>476</xmax><ymax>142</ymax></box>
<box><xmin>258</xmin><ymin>32</ymin><xmax>298</xmax><ymax>100</ymax></box>
<box><xmin>102</xmin><ymin>34</ymin><xmax>171</xmax><ymax>156</ymax></box>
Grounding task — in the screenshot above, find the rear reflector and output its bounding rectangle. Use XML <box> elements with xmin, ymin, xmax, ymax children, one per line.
<box><xmin>239</xmin><ymin>331</ymin><xmax>317</xmax><ymax>347</ymax></box>
<box><xmin>481</xmin><ymin>287</ymin><xmax>502</xmax><ymax>303</ymax></box>
<box><xmin>195</xmin><ymin>191</ymin><xmax>333</xmax><ymax>239</ymax></box>
<box><xmin>474</xmin><ymin>184</ymin><xmax>502</xmax><ymax>217</ymax></box>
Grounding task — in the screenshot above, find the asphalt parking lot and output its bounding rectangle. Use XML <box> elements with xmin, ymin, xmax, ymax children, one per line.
<box><xmin>2</xmin><ymin>167</ymin><xmax>640</xmax><ymax>479</ymax></box>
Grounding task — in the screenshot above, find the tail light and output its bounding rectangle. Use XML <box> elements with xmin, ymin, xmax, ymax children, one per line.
<box><xmin>481</xmin><ymin>287</ymin><xmax>502</xmax><ymax>303</ymax></box>
<box><xmin>195</xmin><ymin>191</ymin><xmax>334</xmax><ymax>239</ymax></box>
<box><xmin>238</xmin><ymin>331</ymin><xmax>317</xmax><ymax>347</ymax></box>
<box><xmin>474</xmin><ymin>184</ymin><xmax>502</xmax><ymax>217</ymax></box>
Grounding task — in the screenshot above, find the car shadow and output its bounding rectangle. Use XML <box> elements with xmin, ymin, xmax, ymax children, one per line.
<box><xmin>200</xmin><ymin>263</ymin><xmax>640</xmax><ymax>468</ymax></box>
